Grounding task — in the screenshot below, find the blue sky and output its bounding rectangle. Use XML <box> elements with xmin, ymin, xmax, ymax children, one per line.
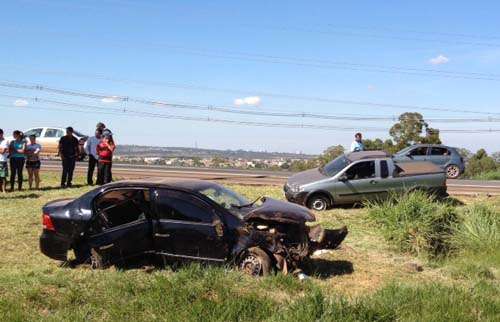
<box><xmin>1</xmin><ymin>0</ymin><xmax>499</xmax><ymax>154</ymax></box>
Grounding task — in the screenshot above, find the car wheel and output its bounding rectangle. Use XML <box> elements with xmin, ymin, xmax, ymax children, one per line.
<box><xmin>239</xmin><ymin>247</ymin><xmax>272</xmax><ymax>277</ymax></box>
<box><xmin>445</xmin><ymin>164</ymin><xmax>460</xmax><ymax>179</ymax></box>
<box><xmin>307</xmin><ymin>195</ymin><xmax>330</xmax><ymax>211</ymax></box>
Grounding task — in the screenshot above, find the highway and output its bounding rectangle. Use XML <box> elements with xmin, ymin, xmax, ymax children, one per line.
<box><xmin>42</xmin><ymin>160</ymin><xmax>500</xmax><ymax>196</ymax></box>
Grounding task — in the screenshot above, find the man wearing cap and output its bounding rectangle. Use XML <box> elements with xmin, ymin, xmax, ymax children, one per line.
<box><xmin>58</xmin><ymin>127</ymin><xmax>79</xmax><ymax>188</ymax></box>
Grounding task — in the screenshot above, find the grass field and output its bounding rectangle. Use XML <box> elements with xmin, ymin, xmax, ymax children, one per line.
<box><xmin>0</xmin><ymin>173</ymin><xmax>498</xmax><ymax>321</ymax></box>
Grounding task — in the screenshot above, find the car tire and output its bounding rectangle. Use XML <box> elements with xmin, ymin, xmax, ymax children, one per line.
<box><xmin>445</xmin><ymin>164</ymin><xmax>461</xmax><ymax>179</ymax></box>
<box><xmin>307</xmin><ymin>194</ymin><xmax>330</xmax><ymax>211</ymax></box>
<box><xmin>239</xmin><ymin>247</ymin><xmax>272</xmax><ymax>277</ymax></box>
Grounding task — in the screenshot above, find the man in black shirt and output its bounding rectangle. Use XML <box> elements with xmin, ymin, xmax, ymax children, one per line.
<box><xmin>59</xmin><ymin>127</ymin><xmax>79</xmax><ymax>188</ymax></box>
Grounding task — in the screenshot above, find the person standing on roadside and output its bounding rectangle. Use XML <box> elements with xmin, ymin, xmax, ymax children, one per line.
<box><xmin>96</xmin><ymin>134</ymin><xmax>116</xmax><ymax>185</ymax></box>
<box><xmin>59</xmin><ymin>127</ymin><xmax>79</xmax><ymax>188</ymax></box>
<box><xmin>9</xmin><ymin>130</ymin><xmax>27</xmax><ymax>191</ymax></box>
<box><xmin>0</xmin><ymin>129</ymin><xmax>9</xmax><ymax>193</ymax></box>
<box><xmin>84</xmin><ymin>128</ymin><xmax>102</xmax><ymax>185</ymax></box>
<box><xmin>26</xmin><ymin>134</ymin><xmax>42</xmax><ymax>190</ymax></box>
<box><xmin>350</xmin><ymin>132</ymin><xmax>365</xmax><ymax>152</ymax></box>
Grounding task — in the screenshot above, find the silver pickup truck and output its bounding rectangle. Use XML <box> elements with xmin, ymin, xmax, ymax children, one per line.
<box><xmin>284</xmin><ymin>151</ymin><xmax>447</xmax><ymax>211</ymax></box>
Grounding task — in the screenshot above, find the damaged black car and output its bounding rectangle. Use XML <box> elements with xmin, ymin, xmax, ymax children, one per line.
<box><xmin>40</xmin><ymin>179</ymin><xmax>347</xmax><ymax>276</ymax></box>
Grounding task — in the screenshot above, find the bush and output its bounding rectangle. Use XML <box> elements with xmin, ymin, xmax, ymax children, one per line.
<box><xmin>450</xmin><ymin>203</ymin><xmax>499</xmax><ymax>255</ymax></box>
<box><xmin>366</xmin><ymin>191</ymin><xmax>458</xmax><ymax>258</ymax></box>
<box><xmin>464</xmin><ymin>149</ymin><xmax>498</xmax><ymax>178</ymax></box>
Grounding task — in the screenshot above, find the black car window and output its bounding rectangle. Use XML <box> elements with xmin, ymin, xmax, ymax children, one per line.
<box><xmin>430</xmin><ymin>147</ymin><xmax>449</xmax><ymax>156</ymax></box>
<box><xmin>380</xmin><ymin>160</ymin><xmax>389</xmax><ymax>178</ymax></box>
<box><xmin>156</xmin><ymin>190</ymin><xmax>214</xmax><ymax>223</ymax></box>
<box><xmin>409</xmin><ymin>147</ymin><xmax>428</xmax><ymax>156</ymax></box>
<box><xmin>95</xmin><ymin>189</ymin><xmax>150</xmax><ymax>229</ymax></box>
<box><xmin>345</xmin><ymin>161</ymin><xmax>376</xmax><ymax>180</ymax></box>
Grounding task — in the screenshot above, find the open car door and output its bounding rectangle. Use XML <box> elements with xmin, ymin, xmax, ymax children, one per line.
<box><xmin>86</xmin><ymin>188</ymin><xmax>154</xmax><ymax>266</ymax></box>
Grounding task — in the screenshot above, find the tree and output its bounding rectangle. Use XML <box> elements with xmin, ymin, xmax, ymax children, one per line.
<box><xmin>389</xmin><ymin>112</ymin><xmax>441</xmax><ymax>148</ymax></box>
<box><xmin>317</xmin><ymin>145</ymin><xmax>344</xmax><ymax>166</ymax></box>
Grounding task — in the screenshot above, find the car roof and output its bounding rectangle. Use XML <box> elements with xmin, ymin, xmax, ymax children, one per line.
<box><xmin>101</xmin><ymin>178</ymin><xmax>221</xmax><ymax>191</ymax></box>
<box><xmin>346</xmin><ymin>150</ymin><xmax>391</xmax><ymax>161</ymax></box>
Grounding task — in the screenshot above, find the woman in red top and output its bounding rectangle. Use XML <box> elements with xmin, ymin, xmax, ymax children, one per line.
<box><xmin>96</xmin><ymin>135</ymin><xmax>116</xmax><ymax>185</ymax></box>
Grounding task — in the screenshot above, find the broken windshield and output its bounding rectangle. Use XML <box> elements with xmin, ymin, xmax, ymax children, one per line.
<box><xmin>197</xmin><ymin>186</ymin><xmax>249</xmax><ymax>210</ymax></box>
<box><xmin>321</xmin><ymin>155</ymin><xmax>350</xmax><ymax>177</ymax></box>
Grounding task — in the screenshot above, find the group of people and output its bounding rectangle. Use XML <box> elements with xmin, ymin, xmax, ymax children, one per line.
<box><xmin>0</xmin><ymin>122</ymin><xmax>116</xmax><ymax>193</ymax></box>
<box><xmin>57</xmin><ymin>123</ymin><xmax>116</xmax><ymax>188</ymax></box>
<box><xmin>83</xmin><ymin>123</ymin><xmax>116</xmax><ymax>186</ymax></box>
<box><xmin>0</xmin><ymin>129</ymin><xmax>42</xmax><ymax>192</ymax></box>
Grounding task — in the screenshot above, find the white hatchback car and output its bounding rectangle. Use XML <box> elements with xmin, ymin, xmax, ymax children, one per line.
<box><xmin>15</xmin><ymin>127</ymin><xmax>88</xmax><ymax>160</ymax></box>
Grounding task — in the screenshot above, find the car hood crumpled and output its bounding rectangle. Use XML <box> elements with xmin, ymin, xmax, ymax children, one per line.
<box><xmin>287</xmin><ymin>168</ymin><xmax>327</xmax><ymax>186</ymax></box>
<box><xmin>242</xmin><ymin>197</ymin><xmax>315</xmax><ymax>224</ymax></box>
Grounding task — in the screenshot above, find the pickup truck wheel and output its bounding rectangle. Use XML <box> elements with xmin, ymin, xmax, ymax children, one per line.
<box><xmin>445</xmin><ymin>164</ymin><xmax>460</xmax><ymax>179</ymax></box>
<box><xmin>307</xmin><ymin>195</ymin><xmax>330</xmax><ymax>211</ymax></box>
<box><xmin>239</xmin><ymin>247</ymin><xmax>271</xmax><ymax>277</ymax></box>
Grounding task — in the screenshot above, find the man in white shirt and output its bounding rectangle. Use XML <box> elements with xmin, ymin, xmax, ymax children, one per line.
<box><xmin>350</xmin><ymin>132</ymin><xmax>365</xmax><ymax>152</ymax></box>
<box><xmin>84</xmin><ymin>128</ymin><xmax>102</xmax><ymax>185</ymax></box>
<box><xmin>0</xmin><ymin>129</ymin><xmax>9</xmax><ymax>193</ymax></box>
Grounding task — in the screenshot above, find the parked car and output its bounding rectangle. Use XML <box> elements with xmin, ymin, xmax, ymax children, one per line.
<box><xmin>393</xmin><ymin>144</ymin><xmax>465</xmax><ymax>179</ymax></box>
<box><xmin>285</xmin><ymin>151</ymin><xmax>447</xmax><ymax>211</ymax></box>
<box><xmin>40</xmin><ymin>179</ymin><xmax>348</xmax><ymax>276</ymax></box>
<box><xmin>21</xmin><ymin>127</ymin><xmax>88</xmax><ymax>161</ymax></box>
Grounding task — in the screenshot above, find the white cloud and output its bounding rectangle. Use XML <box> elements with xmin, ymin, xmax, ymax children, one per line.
<box><xmin>13</xmin><ymin>99</ymin><xmax>28</xmax><ymax>107</ymax></box>
<box><xmin>429</xmin><ymin>54</ymin><xmax>450</xmax><ymax>65</ymax></box>
<box><xmin>234</xmin><ymin>96</ymin><xmax>261</xmax><ymax>106</ymax></box>
<box><xmin>367</xmin><ymin>84</ymin><xmax>376</xmax><ymax>91</ymax></box>
<box><xmin>101</xmin><ymin>96</ymin><xmax>120</xmax><ymax>103</ymax></box>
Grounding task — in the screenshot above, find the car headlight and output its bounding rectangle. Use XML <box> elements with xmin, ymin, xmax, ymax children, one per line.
<box><xmin>289</xmin><ymin>184</ymin><xmax>303</xmax><ymax>193</ymax></box>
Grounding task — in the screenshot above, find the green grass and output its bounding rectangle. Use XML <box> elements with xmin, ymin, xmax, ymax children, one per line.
<box><xmin>365</xmin><ymin>191</ymin><xmax>459</xmax><ymax>258</ymax></box>
<box><xmin>0</xmin><ymin>173</ymin><xmax>499</xmax><ymax>321</ymax></box>
<box><xmin>472</xmin><ymin>170</ymin><xmax>500</xmax><ymax>181</ymax></box>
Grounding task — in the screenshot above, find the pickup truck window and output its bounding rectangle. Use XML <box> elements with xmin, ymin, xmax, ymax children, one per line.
<box><xmin>345</xmin><ymin>161</ymin><xmax>376</xmax><ymax>180</ymax></box>
<box><xmin>380</xmin><ymin>160</ymin><xmax>389</xmax><ymax>178</ymax></box>
<box><xmin>322</xmin><ymin>155</ymin><xmax>350</xmax><ymax>176</ymax></box>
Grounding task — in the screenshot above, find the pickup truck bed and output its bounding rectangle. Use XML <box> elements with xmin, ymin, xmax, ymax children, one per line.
<box><xmin>395</xmin><ymin>161</ymin><xmax>444</xmax><ymax>176</ymax></box>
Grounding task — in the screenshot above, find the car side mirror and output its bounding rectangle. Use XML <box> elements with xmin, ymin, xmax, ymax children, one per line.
<box><xmin>338</xmin><ymin>174</ymin><xmax>348</xmax><ymax>182</ymax></box>
<box><xmin>406</xmin><ymin>153</ymin><xmax>413</xmax><ymax>158</ymax></box>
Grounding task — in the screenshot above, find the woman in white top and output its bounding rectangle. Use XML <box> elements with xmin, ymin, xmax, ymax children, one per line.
<box><xmin>26</xmin><ymin>134</ymin><xmax>42</xmax><ymax>189</ymax></box>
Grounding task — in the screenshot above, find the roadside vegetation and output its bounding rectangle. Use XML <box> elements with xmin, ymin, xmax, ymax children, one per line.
<box><xmin>0</xmin><ymin>173</ymin><xmax>498</xmax><ymax>321</ymax></box>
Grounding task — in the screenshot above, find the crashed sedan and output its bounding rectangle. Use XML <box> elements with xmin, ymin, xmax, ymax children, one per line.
<box><xmin>40</xmin><ymin>179</ymin><xmax>347</xmax><ymax>276</ymax></box>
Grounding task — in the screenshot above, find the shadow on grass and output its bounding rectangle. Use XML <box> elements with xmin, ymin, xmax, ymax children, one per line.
<box><xmin>0</xmin><ymin>193</ymin><xmax>41</xmax><ymax>199</ymax></box>
<box><xmin>442</xmin><ymin>196</ymin><xmax>465</xmax><ymax>206</ymax></box>
<box><xmin>38</xmin><ymin>184</ymin><xmax>86</xmax><ymax>191</ymax></box>
<box><xmin>303</xmin><ymin>258</ymin><xmax>354</xmax><ymax>279</ymax></box>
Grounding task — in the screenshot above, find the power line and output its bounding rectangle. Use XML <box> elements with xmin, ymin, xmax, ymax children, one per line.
<box><xmin>1</xmin><ymin>102</ymin><xmax>498</xmax><ymax>133</ymax></box>
<box><xmin>1</xmin><ymin>93</ymin><xmax>500</xmax><ymax>133</ymax></box>
<box><xmin>1</xmin><ymin>79</ymin><xmax>499</xmax><ymax>116</ymax></box>
<box><xmin>3</xmin><ymin>29</ymin><xmax>500</xmax><ymax>81</ymax></box>
<box><xmin>250</xmin><ymin>24</ymin><xmax>500</xmax><ymax>48</ymax></box>
<box><xmin>2</xmin><ymin>92</ymin><xmax>500</xmax><ymax>123</ymax></box>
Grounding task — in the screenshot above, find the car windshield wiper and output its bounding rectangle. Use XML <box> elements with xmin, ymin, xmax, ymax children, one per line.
<box><xmin>231</xmin><ymin>196</ymin><xmax>262</xmax><ymax>209</ymax></box>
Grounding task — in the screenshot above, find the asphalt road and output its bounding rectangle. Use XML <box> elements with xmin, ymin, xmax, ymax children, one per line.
<box><xmin>42</xmin><ymin>160</ymin><xmax>500</xmax><ymax>196</ymax></box>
